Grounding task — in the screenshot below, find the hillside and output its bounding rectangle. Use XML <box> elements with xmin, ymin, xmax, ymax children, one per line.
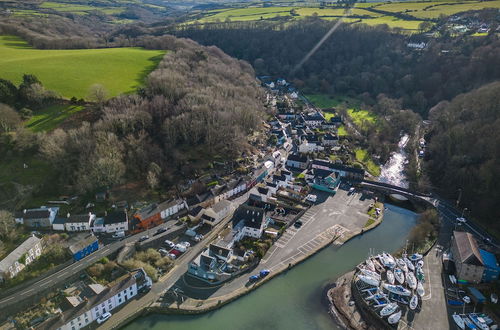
<box><xmin>0</xmin><ymin>35</ymin><xmax>165</xmax><ymax>98</ymax></box>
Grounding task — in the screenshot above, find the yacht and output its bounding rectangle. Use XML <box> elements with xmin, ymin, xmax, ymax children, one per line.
<box><xmin>365</xmin><ymin>258</ymin><xmax>376</xmax><ymax>272</ymax></box>
<box><xmin>394</xmin><ymin>268</ymin><xmax>405</xmax><ymax>284</ymax></box>
<box><xmin>405</xmin><ymin>257</ymin><xmax>415</xmax><ymax>271</ymax></box>
<box><xmin>380</xmin><ymin>303</ymin><xmax>398</xmax><ymax>317</ymax></box>
<box><xmin>383</xmin><ymin>283</ymin><xmax>412</xmax><ymax>296</ymax></box>
<box><xmin>357</xmin><ymin>274</ymin><xmax>379</xmax><ymax>287</ymax></box>
<box><xmin>360</xmin><ymin>268</ymin><xmax>381</xmax><ymax>281</ymax></box>
<box><xmin>386</xmin><ymin>269</ymin><xmax>395</xmax><ymax>285</ymax></box>
<box><xmin>409</xmin><ymin>294</ymin><xmax>418</xmax><ymax>310</ymax></box>
<box><xmin>453</xmin><ymin>313</ymin><xmax>466</xmax><ymax>330</ymax></box>
<box><xmin>417</xmin><ymin>281</ymin><xmax>425</xmax><ymax>297</ymax></box>
<box><xmin>388</xmin><ymin>310</ymin><xmax>402</xmax><ymax>325</ymax></box>
<box><xmin>397</xmin><ymin>258</ymin><xmax>408</xmax><ymax>273</ymax></box>
<box><xmin>406</xmin><ymin>271</ymin><xmax>417</xmax><ymax>290</ymax></box>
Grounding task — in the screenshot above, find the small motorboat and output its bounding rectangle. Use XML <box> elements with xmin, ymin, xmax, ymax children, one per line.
<box><xmin>388</xmin><ymin>310</ymin><xmax>402</xmax><ymax>324</ymax></box>
<box><xmin>360</xmin><ymin>268</ymin><xmax>381</xmax><ymax>281</ymax></box>
<box><xmin>468</xmin><ymin>313</ymin><xmax>489</xmax><ymax>330</ymax></box>
<box><xmin>453</xmin><ymin>313</ymin><xmax>466</xmax><ymax>330</ymax></box>
<box><xmin>409</xmin><ymin>294</ymin><xmax>418</xmax><ymax>310</ymax></box>
<box><xmin>380</xmin><ymin>302</ymin><xmax>398</xmax><ymax>317</ymax></box>
<box><xmin>417</xmin><ymin>281</ymin><xmax>425</xmax><ymax>296</ymax></box>
<box><xmin>406</xmin><ymin>271</ymin><xmax>417</xmax><ymax>290</ymax></box>
<box><xmin>417</xmin><ymin>260</ymin><xmax>424</xmax><ymax>268</ymax></box>
<box><xmin>383</xmin><ymin>283</ymin><xmax>412</xmax><ymax>296</ymax></box>
<box><xmin>416</xmin><ymin>266</ymin><xmax>425</xmax><ymax>281</ymax></box>
<box><xmin>386</xmin><ymin>270</ymin><xmax>395</xmax><ymax>285</ymax></box>
<box><xmin>358</xmin><ymin>274</ymin><xmax>380</xmax><ymax>287</ymax></box>
<box><xmin>365</xmin><ymin>258</ymin><xmax>376</xmax><ymax>272</ymax></box>
<box><xmin>394</xmin><ymin>268</ymin><xmax>405</xmax><ymax>284</ymax></box>
<box><xmin>409</xmin><ymin>253</ymin><xmax>423</xmax><ymax>261</ymax></box>
<box><xmin>405</xmin><ymin>257</ymin><xmax>415</xmax><ymax>272</ymax></box>
<box><xmin>397</xmin><ymin>259</ymin><xmax>409</xmax><ymax>273</ymax></box>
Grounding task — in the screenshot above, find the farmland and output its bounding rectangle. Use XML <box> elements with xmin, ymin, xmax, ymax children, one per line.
<box><xmin>190</xmin><ymin>0</ymin><xmax>500</xmax><ymax>30</ymax></box>
<box><xmin>25</xmin><ymin>104</ymin><xmax>85</xmax><ymax>132</ymax></box>
<box><xmin>0</xmin><ymin>35</ymin><xmax>166</xmax><ymax>98</ymax></box>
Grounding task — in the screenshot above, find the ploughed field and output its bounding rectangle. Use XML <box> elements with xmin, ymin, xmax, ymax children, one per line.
<box><xmin>0</xmin><ymin>35</ymin><xmax>166</xmax><ymax>98</ymax></box>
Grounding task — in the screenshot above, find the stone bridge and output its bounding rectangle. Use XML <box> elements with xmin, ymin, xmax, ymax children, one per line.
<box><xmin>360</xmin><ymin>179</ymin><xmax>438</xmax><ymax>207</ymax></box>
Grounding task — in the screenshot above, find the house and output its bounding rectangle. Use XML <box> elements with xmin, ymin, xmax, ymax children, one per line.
<box><xmin>322</xmin><ymin>133</ymin><xmax>339</xmax><ymax>147</ymax></box>
<box><xmin>69</xmin><ymin>235</ymin><xmax>99</xmax><ymax>261</ymax></box>
<box><xmin>286</xmin><ymin>154</ymin><xmax>309</xmax><ymax>170</ymax></box>
<box><xmin>451</xmin><ymin>231</ymin><xmax>484</xmax><ymax>283</ymax></box>
<box><xmin>298</xmin><ymin>140</ymin><xmax>324</xmax><ymax>154</ymax></box>
<box><xmin>212</xmin><ymin>178</ymin><xmax>247</xmax><ymax>204</ymax></box>
<box><xmin>0</xmin><ymin>235</ymin><xmax>42</xmax><ymax>282</ymax></box>
<box><xmin>479</xmin><ymin>249</ymin><xmax>500</xmax><ymax>283</ymax></box>
<box><xmin>232</xmin><ymin>205</ymin><xmax>267</xmax><ymax>241</ymax></box>
<box><xmin>277</xmin><ymin>113</ymin><xmax>297</xmax><ymax>121</ymax></box>
<box><xmin>187</xmin><ymin>243</ymin><xmax>234</xmax><ymax>282</ymax></box>
<box><xmin>302</xmin><ymin>112</ymin><xmax>325</xmax><ymax>127</ymax></box>
<box><xmin>15</xmin><ymin>207</ymin><xmax>59</xmax><ymax>228</ymax></box>
<box><xmin>52</xmin><ymin>217</ymin><xmax>67</xmax><ymax>231</ymax></box>
<box><xmin>159</xmin><ymin>199</ymin><xmax>187</xmax><ymax>219</ymax></box>
<box><xmin>102</xmin><ymin>211</ymin><xmax>128</xmax><ymax>233</ymax></box>
<box><xmin>330</xmin><ymin>164</ymin><xmax>365</xmax><ymax>180</ymax></box>
<box><xmin>311</xmin><ymin>159</ymin><xmax>333</xmax><ymax>171</ymax></box>
<box><xmin>65</xmin><ymin>213</ymin><xmax>95</xmax><ymax>232</ymax></box>
<box><xmin>187</xmin><ymin>206</ymin><xmax>204</xmax><ymax>222</ymax></box>
<box><xmin>201</xmin><ymin>200</ymin><xmax>234</xmax><ymax>227</ymax></box>
<box><xmin>308</xmin><ymin>169</ymin><xmax>341</xmax><ymax>194</ymax></box>
<box><xmin>130</xmin><ymin>203</ymin><xmax>163</xmax><ymax>233</ymax></box>
<box><xmin>37</xmin><ymin>269</ymin><xmax>152</xmax><ymax>330</ymax></box>
<box><xmin>90</xmin><ymin>217</ymin><xmax>105</xmax><ymax>233</ymax></box>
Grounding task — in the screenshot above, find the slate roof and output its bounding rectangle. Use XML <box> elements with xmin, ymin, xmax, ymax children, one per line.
<box><xmin>188</xmin><ymin>206</ymin><xmax>204</xmax><ymax>217</ymax></box>
<box><xmin>24</xmin><ymin>209</ymin><xmax>50</xmax><ymax>219</ymax></box>
<box><xmin>209</xmin><ymin>244</ymin><xmax>231</xmax><ymax>258</ymax></box>
<box><xmin>453</xmin><ymin>231</ymin><xmax>483</xmax><ymax>266</ymax></box>
<box><xmin>0</xmin><ymin>235</ymin><xmax>41</xmax><ymax>273</ymax></box>
<box><xmin>287</xmin><ymin>154</ymin><xmax>308</xmax><ymax>163</ymax></box>
<box><xmin>67</xmin><ymin>214</ymin><xmax>92</xmax><ymax>223</ymax></box>
<box><xmin>232</xmin><ymin>204</ymin><xmax>265</xmax><ymax>229</ymax></box>
<box><xmin>104</xmin><ymin>210</ymin><xmax>127</xmax><ymax>225</ymax></box>
<box><xmin>69</xmin><ymin>235</ymin><xmax>98</xmax><ymax>254</ymax></box>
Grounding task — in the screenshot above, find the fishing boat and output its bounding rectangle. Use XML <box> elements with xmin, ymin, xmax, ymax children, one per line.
<box><xmin>383</xmin><ymin>283</ymin><xmax>412</xmax><ymax>296</ymax></box>
<box><xmin>357</xmin><ymin>274</ymin><xmax>379</xmax><ymax>287</ymax></box>
<box><xmin>360</xmin><ymin>268</ymin><xmax>381</xmax><ymax>281</ymax></box>
<box><xmin>405</xmin><ymin>257</ymin><xmax>415</xmax><ymax>272</ymax></box>
<box><xmin>453</xmin><ymin>313</ymin><xmax>466</xmax><ymax>330</ymax></box>
<box><xmin>468</xmin><ymin>314</ymin><xmax>489</xmax><ymax>330</ymax></box>
<box><xmin>409</xmin><ymin>294</ymin><xmax>418</xmax><ymax>310</ymax></box>
<box><xmin>380</xmin><ymin>302</ymin><xmax>398</xmax><ymax>317</ymax></box>
<box><xmin>394</xmin><ymin>268</ymin><xmax>405</xmax><ymax>284</ymax></box>
<box><xmin>406</xmin><ymin>271</ymin><xmax>417</xmax><ymax>290</ymax></box>
<box><xmin>409</xmin><ymin>253</ymin><xmax>423</xmax><ymax>261</ymax></box>
<box><xmin>365</xmin><ymin>258</ymin><xmax>376</xmax><ymax>272</ymax></box>
<box><xmin>388</xmin><ymin>310</ymin><xmax>402</xmax><ymax>325</ymax></box>
<box><xmin>386</xmin><ymin>269</ymin><xmax>395</xmax><ymax>285</ymax></box>
<box><xmin>397</xmin><ymin>259</ymin><xmax>409</xmax><ymax>273</ymax></box>
<box><xmin>417</xmin><ymin>281</ymin><xmax>425</xmax><ymax>296</ymax></box>
<box><xmin>416</xmin><ymin>266</ymin><xmax>425</xmax><ymax>281</ymax></box>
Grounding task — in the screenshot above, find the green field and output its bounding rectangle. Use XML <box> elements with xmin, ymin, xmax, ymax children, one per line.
<box><xmin>39</xmin><ymin>1</ymin><xmax>126</xmax><ymax>15</ymax></box>
<box><xmin>347</xmin><ymin>108</ymin><xmax>377</xmax><ymax>128</ymax></box>
<box><xmin>25</xmin><ymin>104</ymin><xmax>85</xmax><ymax>132</ymax></box>
<box><xmin>0</xmin><ymin>35</ymin><xmax>166</xmax><ymax>98</ymax></box>
<box><xmin>355</xmin><ymin>148</ymin><xmax>381</xmax><ymax>176</ymax></box>
<box><xmin>305</xmin><ymin>94</ymin><xmax>342</xmax><ymax>108</ymax></box>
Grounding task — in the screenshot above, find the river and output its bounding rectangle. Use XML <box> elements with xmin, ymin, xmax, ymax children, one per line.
<box><xmin>124</xmin><ymin>204</ymin><xmax>417</xmax><ymax>330</ymax></box>
<box><xmin>379</xmin><ymin>134</ymin><xmax>410</xmax><ymax>188</ymax></box>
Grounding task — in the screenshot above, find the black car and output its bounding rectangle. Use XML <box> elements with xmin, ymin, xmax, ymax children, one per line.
<box><xmin>154</xmin><ymin>227</ymin><xmax>167</xmax><ymax>236</ymax></box>
<box><xmin>294</xmin><ymin>220</ymin><xmax>303</xmax><ymax>228</ymax></box>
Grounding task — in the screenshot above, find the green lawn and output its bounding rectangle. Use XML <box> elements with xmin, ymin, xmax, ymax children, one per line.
<box><xmin>355</xmin><ymin>148</ymin><xmax>381</xmax><ymax>176</ymax></box>
<box><xmin>305</xmin><ymin>94</ymin><xmax>343</xmax><ymax>108</ymax></box>
<box><xmin>25</xmin><ymin>104</ymin><xmax>85</xmax><ymax>132</ymax></box>
<box><xmin>338</xmin><ymin>125</ymin><xmax>348</xmax><ymax>137</ymax></box>
<box><xmin>347</xmin><ymin>108</ymin><xmax>377</xmax><ymax>128</ymax></box>
<box><xmin>0</xmin><ymin>35</ymin><xmax>166</xmax><ymax>99</ymax></box>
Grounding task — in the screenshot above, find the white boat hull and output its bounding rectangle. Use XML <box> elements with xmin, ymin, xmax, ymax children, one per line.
<box><xmin>388</xmin><ymin>310</ymin><xmax>402</xmax><ymax>324</ymax></box>
<box><xmin>409</xmin><ymin>295</ymin><xmax>418</xmax><ymax>310</ymax></box>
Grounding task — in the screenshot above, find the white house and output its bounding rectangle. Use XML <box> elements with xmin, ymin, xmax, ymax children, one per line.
<box><xmin>65</xmin><ymin>213</ymin><xmax>95</xmax><ymax>232</ymax></box>
<box><xmin>0</xmin><ymin>235</ymin><xmax>42</xmax><ymax>282</ymax></box>
<box><xmin>299</xmin><ymin>140</ymin><xmax>324</xmax><ymax>154</ymax></box>
<box><xmin>201</xmin><ymin>200</ymin><xmax>234</xmax><ymax>226</ymax></box>
<box><xmin>15</xmin><ymin>207</ymin><xmax>59</xmax><ymax>228</ymax></box>
<box><xmin>102</xmin><ymin>211</ymin><xmax>128</xmax><ymax>233</ymax></box>
<box><xmin>40</xmin><ymin>269</ymin><xmax>151</xmax><ymax>330</ymax></box>
<box><xmin>159</xmin><ymin>199</ymin><xmax>187</xmax><ymax>220</ymax></box>
<box><xmin>232</xmin><ymin>205</ymin><xmax>267</xmax><ymax>241</ymax></box>
<box><xmin>52</xmin><ymin>217</ymin><xmax>67</xmax><ymax>231</ymax></box>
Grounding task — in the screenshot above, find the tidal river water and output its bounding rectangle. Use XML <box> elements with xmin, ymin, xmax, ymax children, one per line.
<box><xmin>124</xmin><ymin>204</ymin><xmax>418</xmax><ymax>330</ymax></box>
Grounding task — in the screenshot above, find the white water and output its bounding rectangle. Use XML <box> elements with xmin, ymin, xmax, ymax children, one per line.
<box><xmin>379</xmin><ymin>134</ymin><xmax>410</xmax><ymax>188</ymax></box>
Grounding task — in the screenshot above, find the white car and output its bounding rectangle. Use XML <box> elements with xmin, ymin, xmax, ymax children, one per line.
<box><xmin>97</xmin><ymin>312</ymin><xmax>112</xmax><ymax>324</ymax></box>
<box><xmin>180</xmin><ymin>241</ymin><xmax>191</xmax><ymax>248</ymax></box>
<box><xmin>194</xmin><ymin>234</ymin><xmax>204</xmax><ymax>242</ymax></box>
<box><xmin>168</xmin><ymin>253</ymin><xmax>177</xmax><ymax>260</ymax></box>
<box><xmin>164</xmin><ymin>240</ymin><xmax>175</xmax><ymax>248</ymax></box>
<box><xmin>456</xmin><ymin>217</ymin><xmax>467</xmax><ymax>223</ymax></box>
<box><xmin>158</xmin><ymin>248</ymin><xmax>169</xmax><ymax>256</ymax></box>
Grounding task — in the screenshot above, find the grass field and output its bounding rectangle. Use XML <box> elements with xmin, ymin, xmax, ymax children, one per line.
<box><xmin>25</xmin><ymin>104</ymin><xmax>85</xmax><ymax>132</ymax></box>
<box><xmin>305</xmin><ymin>94</ymin><xmax>342</xmax><ymax>108</ymax></box>
<box><xmin>337</xmin><ymin>125</ymin><xmax>348</xmax><ymax>137</ymax></box>
<box><xmin>39</xmin><ymin>1</ymin><xmax>126</xmax><ymax>15</ymax></box>
<box><xmin>0</xmin><ymin>35</ymin><xmax>166</xmax><ymax>99</ymax></box>
<box><xmin>347</xmin><ymin>108</ymin><xmax>377</xmax><ymax>128</ymax></box>
<box><xmin>355</xmin><ymin>148</ymin><xmax>381</xmax><ymax>176</ymax></box>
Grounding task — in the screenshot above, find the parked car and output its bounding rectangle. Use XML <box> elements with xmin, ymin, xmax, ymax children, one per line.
<box><xmin>174</xmin><ymin>244</ymin><xmax>187</xmax><ymax>253</ymax></box>
<box><xmin>112</xmin><ymin>231</ymin><xmax>125</xmax><ymax>238</ymax></box>
<box><xmin>348</xmin><ymin>187</ymin><xmax>355</xmax><ymax>195</ymax></box>
<box><xmin>194</xmin><ymin>234</ymin><xmax>204</xmax><ymax>242</ymax></box>
<box><xmin>305</xmin><ymin>194</ymin><xmax>317</xmax><ymax>203</ymax></box>
<box><xmin>294</xmin><ymin>220</ymin><xmax>303</xmax><ymax>229</ymax></box>
<box><xmin>96</xmin><ymin>312</ymin><xmax>112</xmax><ymax>324</ymax></box>
<box><xmin>139</xmin><ymin>235</ymin><xmax>149</xmax><ymax>242</ymax></box>
<box><xmin>260</xmin><ymin>269</ymin><xmax>270</xmax><ymax>277</ymax></box>
<box><xmin>164</xmin><ymin>240</ymin><xmax>175</xmax><ymax>249</ymax></box>
<box><xmin>179</xmin><ymin>241</ymin><xmax>191</xmax><ymax>248</ymax></box>
<box><xmin>158</xmin><ymin>248</ymin><xmax>169</xmax><ymax>256</ymax></box>
<box><xmin>154</xmin><ymin>227</ymin><xmax>167</xmax><ymax>236</ymax></box>
<box><xmin>249</xmin><ymin>274</ymin><xmax>260</xmax><ymax>282</ymax></box>
<box><xmin>456</xmin><ymin>217</ymin><xmax>467</xmax><ymax>223</ymax></box>
<box><xmin>168</xmin><ymin>253</ymin><xmax>177</xmax><ymax>260</ymax></box>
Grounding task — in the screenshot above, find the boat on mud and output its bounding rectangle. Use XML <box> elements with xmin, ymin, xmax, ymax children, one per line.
<box><xmin>360</xmin><ymin>268</ymin><xmax>381</xmax><ymax>281</ymax></box>
<box><xmin>383</xmin><ymin>283</ymin><xmax>412</xmax><ymax>296</ymax></box>
<box><xmin>394</xmin><ymin>268</ymin><xmax>405</xmax><ymax>285</ymax></box>
<box><xmin>388</xmin><ymin>310</ymin><xmax>402</xmax><ymax>325</ymax></box>
<box><xmin>453</xmin><ymin>313</ymin><xmax>466</xmax><ymax>330</ymax></box>
<box><xmin>417</xmin><ymin>281</ymin><xmax>425</xmax><ymax>297</ymax></box>
<box><xmin>358</xmin><ymin>274</ymin><xmax>380</xmax><ymax>287</ymax></box>
<box><xmin>386</xmin><ymin>269</ymin><xmax>395</xmax><ymax>285</ymax></box>
<box><xmin>380</xmin><ymin>303</ymin><xmax>398</xmax><ymax>317</ymax></box>
<box><xmin>397</xmin><ymin>258</ymin><xmax>408</xmax><ymax>273</ymax></box>
<box><xmin>409</xmin><ymin>294</ymin><xmax>418</xmax><ymax>310</ymax></box>
<box><xmin>406</xmin><ymin>271</ymin><xmax>417</xmax><ymax>290</ymax></box>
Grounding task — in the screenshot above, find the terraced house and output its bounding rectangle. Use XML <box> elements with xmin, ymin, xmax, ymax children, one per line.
<box><xmin>0</xmin><ymin>235</ymin><xmax>43</xmax><ymax>282</ymax></box>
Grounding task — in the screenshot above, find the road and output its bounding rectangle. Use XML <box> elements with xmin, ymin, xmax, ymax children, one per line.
<box><xmin>0</xmin><ymin>222</ymin><xmax>184</xmax><ymax>308</ymax></box>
